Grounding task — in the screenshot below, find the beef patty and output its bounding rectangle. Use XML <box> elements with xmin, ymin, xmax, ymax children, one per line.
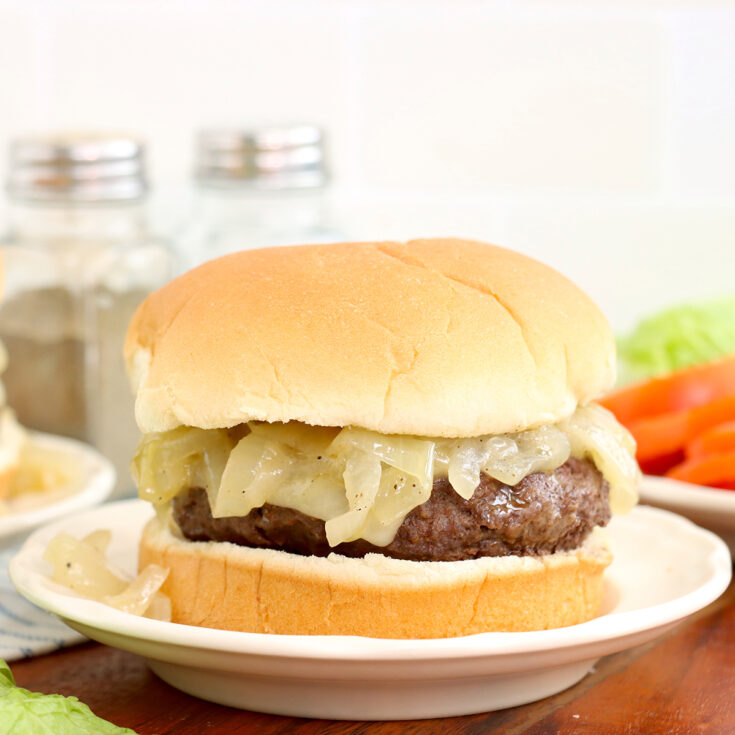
<box><xmin>172</xmin><ymin>457</ymin><xmax>610</xmax><ymax>562</ymax></box>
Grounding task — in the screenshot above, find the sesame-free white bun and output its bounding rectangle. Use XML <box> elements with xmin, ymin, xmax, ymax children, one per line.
<box><xmin>139</xmin><ymin>515</ymin><xmax>612</xmax><ymax>638</ymax></box>
<box><xmin>125</xmin><ymin>239</ymin><xmax>615</xmax><ymax>436</ymax></box>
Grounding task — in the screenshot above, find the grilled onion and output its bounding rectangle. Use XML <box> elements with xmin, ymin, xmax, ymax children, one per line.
<box><xmin>132</xmin><ymin>404</ymin><xmax>640</xmax><ymax>547</ymax></box>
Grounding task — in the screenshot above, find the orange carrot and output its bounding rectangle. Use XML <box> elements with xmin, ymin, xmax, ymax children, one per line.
<box><xmin>601</xmin><ymin>354</ymin><xmax>735</xmax><ymax>425</ymax></box>
<box><xmin>688</xmin><ymin>395</ymin><xmax>735</xmax><ymax>439</ymax></box>
<box><xmin>628</xmin><ymin>411</ymin><xmax>688</xmax><ymax>463</ymax></box>
<box><xmin>628</xmin><ymin>394</ymin><xmax>735</xmax><ymax>465</ymax></box>
<box><xmin>686</xmin><ymin>421</ymin><xmax>735</xmax><ymax>460</ymax></box>
<box><xmin>666</xmin><ymin>451</ymin><xmax>735</xmax><ymax>489</ymax></box>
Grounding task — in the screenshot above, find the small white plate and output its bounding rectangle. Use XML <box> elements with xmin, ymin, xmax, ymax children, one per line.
<box><xmin>0</xmin><ymin>432</ymin><xmax>115</xmax><ymax>547</ymax></box>
<box><xmin>9</xmin><ymin>500</ymin><xmax>731</xmax><ymax>721</ymax></box>
<box><xmin>640</xmin><ymin>475</ymin><xmax>735</xmax><ymax>556</ymax></box>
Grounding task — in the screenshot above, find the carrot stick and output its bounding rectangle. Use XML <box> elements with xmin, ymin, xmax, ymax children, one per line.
<box><xmin>601</xmin><ymin>354</ymin><xmax>735</xmax><ymax>424</ymax></box>
<box><xmin>686</xmin><ymin>421</ymin><xmax>735</xmax><ymax>460</ymax></box>
<box><xmin>666</xmin><ymin>451</ymin><xmax>735</xmax><ymax>489</ymax></box>
<box><xmin>628</xmin><ymin>394</ymin><xmax>735</xmax><ymax>464</ymax></box>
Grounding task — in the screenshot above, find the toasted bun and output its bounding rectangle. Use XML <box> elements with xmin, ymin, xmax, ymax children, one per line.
<box><xmin>125</xmin><ymin>239</ymin><xmax>614</xmax><ymax>437</ymax></box>
<box><xmin>140</xmin><ymin>515</ymin><xmax>611</xmax><ymax>637</ymax></box>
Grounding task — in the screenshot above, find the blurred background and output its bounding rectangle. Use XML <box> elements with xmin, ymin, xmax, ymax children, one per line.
<box><xmin>0</xmin><ymin>0</ymin><xmax>733</xmax><ymax>332</ymax></box>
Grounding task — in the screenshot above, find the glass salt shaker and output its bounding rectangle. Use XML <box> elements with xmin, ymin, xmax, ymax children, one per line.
<box><xmin>0</xmin><ymin>134</ymin><xmax>175</xmax><ymax>497</ymax></box>
<box><xmin>179</xmin><ymin>124</ymin><xmax>343</xmax><ymax>270</ymax></box>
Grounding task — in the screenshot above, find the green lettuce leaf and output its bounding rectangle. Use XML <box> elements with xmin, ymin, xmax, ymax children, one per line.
<box><xmin>618</xmin><ymin>298</ymin><xmax>735</xmax><ymax>382</ymax></box>
<box><xmin>0</xmin><ymin>659</ymin><xmax>14</xmax><ymax>688</ymax></box>
<box><xmin>0</xmin><ymin>658</ymin><xmax>138</xmax><ymax>734</ymax></box>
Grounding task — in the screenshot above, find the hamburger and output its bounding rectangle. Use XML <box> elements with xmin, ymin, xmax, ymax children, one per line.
<box><xmin>126</xmin><ymin>238</ymin><xmax>639</xmax><ymax>638</ymax></box>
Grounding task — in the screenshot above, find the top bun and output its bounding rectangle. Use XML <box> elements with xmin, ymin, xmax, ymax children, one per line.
<box><xmin>125</xmin><ymin>239</ymin><xmax>615</xmax><ymax>437</ymax></box>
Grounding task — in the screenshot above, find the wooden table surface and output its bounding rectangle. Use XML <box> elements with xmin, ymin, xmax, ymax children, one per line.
<box><xmin>12</xmin><ymin>574</ymin><xmax>735</xmax><ymax>734</ymax></box>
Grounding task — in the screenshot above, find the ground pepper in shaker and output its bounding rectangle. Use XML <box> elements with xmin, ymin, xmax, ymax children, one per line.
<box><xmin>0</xmin><ymin>134</ymin><xmax>175</xmax><ymax>497</ymax></box>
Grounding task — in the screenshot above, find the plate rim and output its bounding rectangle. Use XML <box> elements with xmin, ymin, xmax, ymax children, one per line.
<box><xmin>9</xmin><ymin>499</ymin><xmax>732</xmax><ymax>663</ymax></box>
<box><xmin>640</xmin><ymin>474</ymin><xmax>735</xmax><ymax>516</ymax></box>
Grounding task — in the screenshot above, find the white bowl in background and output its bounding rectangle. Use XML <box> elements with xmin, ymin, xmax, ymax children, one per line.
<box><xmin>640</xmin><ymin>474</ymin><xmax>735</xmax><ymax>556</ymax></box>
<box><xmin>0</xmin><ymin>432</ymin><xmax>115</xmax><ymax>547</ymax></box>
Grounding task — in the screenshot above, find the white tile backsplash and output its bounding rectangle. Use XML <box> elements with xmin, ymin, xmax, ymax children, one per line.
<box><xmin>670</xmin><ymin>10</ymin><xmax>735</xmax><ymax>196</ymax></box>
<box><xmin>0</xmin><ymin>7</ymin><xmax>40</xmax><ymax>132</ymax></box>
<box><xmin>358</xmin><ymin>12</ymin><xmax>665</xmax><ymax>193</ymax></box>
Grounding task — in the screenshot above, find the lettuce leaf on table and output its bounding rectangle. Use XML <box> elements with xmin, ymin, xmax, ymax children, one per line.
<box><xmin>0</xmin><ymin>658</ymin><xmax>138</xmax><ymax>734</ymax></box>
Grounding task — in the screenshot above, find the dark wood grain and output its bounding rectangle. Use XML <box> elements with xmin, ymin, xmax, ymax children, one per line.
<box><xmin>12</xmin><ymin>577</ymin><xmax>735</xmax><ymax>735</ymax></box>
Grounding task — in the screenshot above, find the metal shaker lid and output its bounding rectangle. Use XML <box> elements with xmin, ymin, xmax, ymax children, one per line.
<box><xmin>196</xmin><ymin>124</ymin><xmax>328</xmax><ymax>189</ymax></box>
<box><xmin>7</xmin><ymin>133</ymin><xmax>148</xmax><ymax>202</ymax></box>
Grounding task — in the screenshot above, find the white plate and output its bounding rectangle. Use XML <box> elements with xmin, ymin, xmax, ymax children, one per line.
<box><xmin>0</xmin><ymin>432</ymin><xmax>115</xmax><ymax>547</ymax></box>
<box><xmin>9</xmin><ymin>500</ymin><xmax>731</xmax><ymax>720</ymax></box>
<box><xmin>640</xmin><ymin>475</ymin><xmax>735</xmax><ymax>556</ymax></box>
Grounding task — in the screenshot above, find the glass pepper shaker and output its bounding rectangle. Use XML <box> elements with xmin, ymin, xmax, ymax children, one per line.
<box><xmin>179</xmin><ymin>124</ymin><xmax>343</xmax><ymax>270</ymax></box>
<box><xmin>0</xmin><ymin>134</ymin><xmax>175</xmax><ymax>497</ymax></box>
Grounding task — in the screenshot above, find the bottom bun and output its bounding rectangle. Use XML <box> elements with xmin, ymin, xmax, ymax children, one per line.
<box><xmin>139</xmin><ymin>516</ymin><xmax>612</xmax><ymax>638</ymax></box>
